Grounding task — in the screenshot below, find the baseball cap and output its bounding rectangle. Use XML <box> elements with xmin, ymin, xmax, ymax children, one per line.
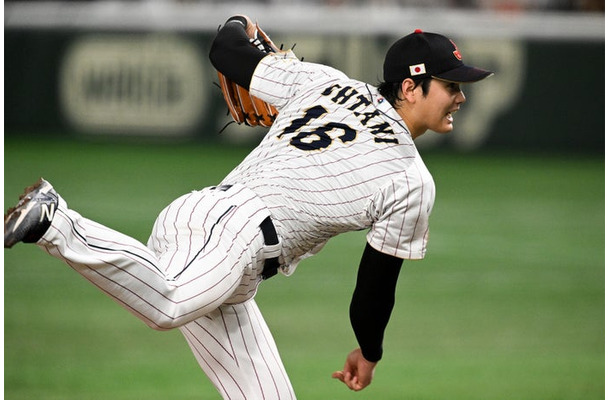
<box><xmin>383</xmin><ymin>29</ymin><xmax>493</xmax><ymax>83</ymax></box>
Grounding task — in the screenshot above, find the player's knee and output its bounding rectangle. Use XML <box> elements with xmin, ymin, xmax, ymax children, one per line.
<box><xmin>149</xmin><ymin>318</ymin><xmax>180</xmax><ymax>331</ymax></box>
<box><xmin>144</xmin><ymin>311</ymin><xmax>182</xmax><ymax>331</ymax></box>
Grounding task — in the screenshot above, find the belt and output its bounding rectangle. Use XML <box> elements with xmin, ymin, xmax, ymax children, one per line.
<box><xmin>259</xmin><ymin>216</ymin><xmax>281</xmax><ymax>280</ymax></box>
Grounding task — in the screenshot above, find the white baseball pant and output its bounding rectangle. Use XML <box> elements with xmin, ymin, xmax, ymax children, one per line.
<box><xmin>37</xmin><ymin>184</ymin><xmax>296</xmax><ymax>399</ymax></box>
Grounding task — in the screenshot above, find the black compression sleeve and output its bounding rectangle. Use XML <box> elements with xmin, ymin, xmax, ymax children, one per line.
<box><xmin>209</xmin><ymin>17</ymin><xmax>268</xmax><ymax>90</ymax></box>
<box><xmin>350</xmin><ymin>243</ymin><xmax>403</xmax><ymax>362</ymax></box>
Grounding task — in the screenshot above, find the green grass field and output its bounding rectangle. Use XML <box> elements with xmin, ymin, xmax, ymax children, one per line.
<box><xmin>4</xmin><ymin>137</ymin><xmax>604</xmax><ymax>400</ymax></box>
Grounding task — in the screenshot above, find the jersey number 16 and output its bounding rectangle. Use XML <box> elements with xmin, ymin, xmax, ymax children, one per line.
<box><xmin>277</xmin><ymin>105</ymin><xmax>357</xmax><ymax>151</ymax></box>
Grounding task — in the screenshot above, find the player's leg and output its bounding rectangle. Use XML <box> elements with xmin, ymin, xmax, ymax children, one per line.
<box><xmin>7</xmin><ymin>180</ymin><xmax>270</xmax><ymax>330</ymax></box>
<box><xmin>4</xmin><ymin>180</ymin><xmax>174</xmax><ymax>328</ymax></box>
<box><xmin>180</xmin><ymin>299</ymin><xmax>296</xmax><ymax>400</ymax></box>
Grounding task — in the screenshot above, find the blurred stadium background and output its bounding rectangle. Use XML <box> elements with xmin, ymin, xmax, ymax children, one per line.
<box><xmin>4</xmin><ymin>1</ymin><xmax>604</xmax><ymax>399</ymax></box>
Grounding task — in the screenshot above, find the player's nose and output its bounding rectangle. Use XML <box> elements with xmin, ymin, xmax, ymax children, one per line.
<box><xmin>457</xmin><ymin>90</ymin><xmax>466</xmax><ymax>104</ymax></box>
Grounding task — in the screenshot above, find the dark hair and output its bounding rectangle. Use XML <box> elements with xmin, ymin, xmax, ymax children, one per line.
<box><xmin>377</xmin><ymin>78</ymin><xmax>431</xmax><ymax>108</ymax></box>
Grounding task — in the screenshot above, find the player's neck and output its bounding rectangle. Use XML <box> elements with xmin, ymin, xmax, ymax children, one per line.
<box><xmin>396</xmin><ymin>107</ymin><xmax>426</xmax><ymax>139</ymax></box>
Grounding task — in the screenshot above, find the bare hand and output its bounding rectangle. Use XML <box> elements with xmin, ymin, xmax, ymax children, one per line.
<box><xmin>331</xmin><ymin>348</ymin><xmax>377</xmax><ymax>391</ymax></box>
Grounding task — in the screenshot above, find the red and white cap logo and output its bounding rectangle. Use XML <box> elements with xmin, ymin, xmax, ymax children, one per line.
<box><xmin>450</xmin><ymin>39</ymin><xmax>462</xmax><ymax>60</ymax></box>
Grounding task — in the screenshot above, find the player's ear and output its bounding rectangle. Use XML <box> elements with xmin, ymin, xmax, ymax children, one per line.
<box><xmin>400</xmin><ymin>78</ymin><xmax>418</xmax><ymax>103</ymax></box>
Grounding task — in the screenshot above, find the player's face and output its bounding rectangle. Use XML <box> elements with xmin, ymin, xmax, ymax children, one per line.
<box><xmin>414</xmin><ymin>79</ymin><xmax>466</xmax><ymax>136</ymax></box>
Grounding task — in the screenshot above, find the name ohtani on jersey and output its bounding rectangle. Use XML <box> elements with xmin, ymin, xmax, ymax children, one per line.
<box><xmin>239</xmin><ymin>53</ymin><xmax>436</xmax><ymax>272</ymax></box>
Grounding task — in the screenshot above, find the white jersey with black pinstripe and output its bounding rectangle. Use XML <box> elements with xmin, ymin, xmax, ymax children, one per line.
<box><xmin>33</xmin><ymin>51</ymin><xmax>435</xmax><ymax>400</ymax></box>
<box><xmin>222</xmin><ymin>53</ymin><xmax>436</xmax><ymax>275</ymax></box>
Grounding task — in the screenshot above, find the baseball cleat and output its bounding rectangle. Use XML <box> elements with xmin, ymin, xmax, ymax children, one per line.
<box><xmin>4</xmin><ymin>178</ymin><xmax>58</xmax><ymax>248</ymax></box>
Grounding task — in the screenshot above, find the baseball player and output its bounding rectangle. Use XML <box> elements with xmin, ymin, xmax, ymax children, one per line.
<box><xmin>4</xmin><ymin>15</ymin><xmax>492</xmax><ymax>399</ymax></box>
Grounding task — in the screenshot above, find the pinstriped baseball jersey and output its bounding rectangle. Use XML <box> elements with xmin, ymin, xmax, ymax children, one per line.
<box><xmin>222</xmin><ymin>53</ymin><xmax>436</xmax><ymax>276</ymax></box>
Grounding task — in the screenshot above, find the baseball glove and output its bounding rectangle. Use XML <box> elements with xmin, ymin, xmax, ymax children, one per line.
<box><xmin>217</xmin><ymin>23</ymin><xmax>280</xmax><ymax>128</ymax></box>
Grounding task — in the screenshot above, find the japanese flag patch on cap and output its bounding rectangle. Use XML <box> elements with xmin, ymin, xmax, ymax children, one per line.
<box><xmin>409</xmin><ymin>63</ymin><xmax>426</xmax><ymax>76</ymax></box>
